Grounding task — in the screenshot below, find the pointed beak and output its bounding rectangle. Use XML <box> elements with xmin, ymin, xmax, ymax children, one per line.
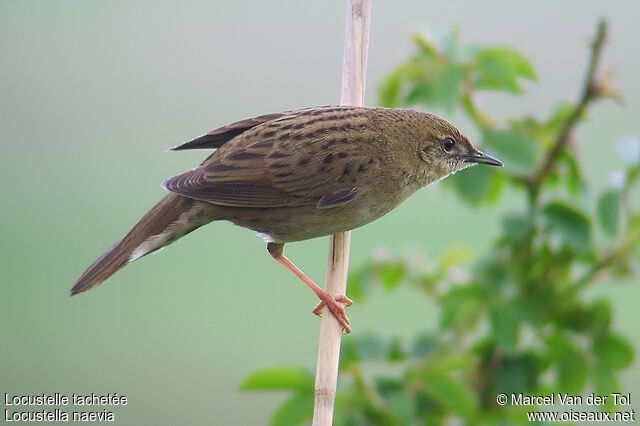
<box><xmin>459</xmin><ymin>150</ymin><xmax>503</xmax><ymax>167</ymax></box>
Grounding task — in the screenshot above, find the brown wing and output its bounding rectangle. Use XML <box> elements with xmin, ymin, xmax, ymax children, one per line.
<box><xmin>171</xmin><ymin>112</ymin><xmax>296</xmax><ymax>151</ymax></box>
<box><xmin>163</xmin><ymin>106</ymin><xmax>377</xmax><ymax>208</ymax></box>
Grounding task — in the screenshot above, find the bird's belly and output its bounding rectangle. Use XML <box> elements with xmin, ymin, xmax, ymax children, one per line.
<box><xmin>220</xmin><ymin>198</ymin><xmax>394</xmax><ymax>243</ymax></box>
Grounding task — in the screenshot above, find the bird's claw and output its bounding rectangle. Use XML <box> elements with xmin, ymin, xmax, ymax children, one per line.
<box><xmin>313</xmin><ymin>294</ymin><xmax>353</xmax><ymax>334</ymax></box>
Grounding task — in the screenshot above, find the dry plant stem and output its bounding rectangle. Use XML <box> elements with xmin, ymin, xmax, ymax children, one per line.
<box><xmin>312</xmin><ymin>1</ymin><xmax>371</xmax><ymax>425</ymax></box>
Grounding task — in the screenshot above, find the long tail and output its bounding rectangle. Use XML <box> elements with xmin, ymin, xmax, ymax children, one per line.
<box><xmin>71</xmin><ymin>193</ymin><xmax>215</xmax><ymax>295</ymax></box>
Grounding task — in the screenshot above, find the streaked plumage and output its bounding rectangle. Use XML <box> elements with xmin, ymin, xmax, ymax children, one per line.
<box><xmin>72</xmin><ymin>106</ymin><xmax>502</xmax><ymax>331</ymax></box>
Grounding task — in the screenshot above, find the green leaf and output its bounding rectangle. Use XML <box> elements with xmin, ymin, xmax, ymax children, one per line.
<box><xmin>400</xmin><ymin>62</ymin><xmax>463</xmax><ymax>112</ymax></box>
<box><xmin>485</xmin><ymin>169</ymin><xmax>505</xmax><ymax>204</ymax></box>
<box><xmin>375</xmin><ymin>376</ymin><xmax>404</xmax><ymax>397</ymax></box>
<box><xmin>587</xmin><ymin>299</ymin><xmax>612</xmax><ymax>334</ymax></box>
<box><xmin>433</xmin><ymin>64</ymin><xmax>464</xmax><ymax>112</ymax></box>
<box><xmin>473</xmin><ymin>46</ymin><xmax>536</xmax><ymax>93</ymax></box>
<box><xmin>439</xmin><ymin>285</ymin><xmax>486</xmax><ymax>332</ymax></box>
<box><xmin>546</xmin><ymin>170</ymin><xmax>561</xmax><ymax>188</ymax></box>
<box><xmin>412</xmin><ymin>333</ymin><xmax>438</xmax><ymax>358</ymax></box>
<box><xmin>411</xmin><ymin>32</ymin><xmax>440</xmax><ymax>56</ymax></box>
<box><xmin>593</xmin><ymin>366</ymin><xmax>620</xmax><ymax>410</ymax></box>
<box><xmin>239</xmin><ymin>366</ymin><xmax>313</xmax><ymax>392</ymax></box>
<box><xmin>542</xmin><ymin>201</ymin><xmax>592</xmax><ymax>253</ymax></box>
<box><xmin>270</xmin><ymin>393</ymin><xmax>314</xmax><ymax>426</ymax></box>
<box><xmin>379</xmin><ymin>67</ymin><xmax>405</xmax><ymax>108</ymax></box>
<box><xmin>386</xmin><ymin>336</ymin><xmax>407</xmax><ymax>362</ymax></box>
<box><xmin>483</xmin><ymin>128</ymin><xmax>539</xmax><ymax>173</ymax></box>
<box><xmin>557</xmin><ymin>348</ymin><xmax>589</xmax><ymax>394</ymax></box>
<box><xmin>450</xmin><ymin>164</ymin><xmax>492</xmax><ymax>205</ymax></box>
<box><xmin>489</xmin><ymin>304</ymin><xmax>519</xmax><ymax>348</ymax></box>
<box><xmin>404</xmin><ymin>82</ymin><xmax>436</xmax><ymax>107</ymax></box>
<box><xmin>561</xmin><ymin>302</ymin><xmax>607</xmax><ymax>333</ymax></box>
<box><xmin>511</xmin><ymin>297</ymin><xmax>544</xmax><ymax>328</ymax></box>
<box><xmin>425</xmin><ymin>27</ymin><xmax>459</xmax><ymax>57</ymax></box>
<box><xmin>593</xmin><ymin>333</ymin><xmax>634</xmax><ymax>370</ymax></box>
<box><xmin>440</xmin><ymin>246</ymin><xmax>473</xmax><ymax>270</ymax></box>
<box><xmin>423</xmin><ymin>373</ymin><xmax>478</xmax><ymax>419</ymax></box>
<box><xmin>501</xmin><ymin>213</ymin><xmax>532</xmax><ymax>241</ymax></box>
<box><xmin>597</xmin><ymin>190</ymin><xmax>620</xmax><ymax>237</ymax></box>
<box><xmin>377</xmin><ymin>261</ymin><xmax>405</xmax><ymax>290</ymax></box>
<box><xmin>424</xmin><ymin>353</ymin><xmax>476</xmax><ymax>374</ymax></box>
<box><xmin>545</xmin><ymin>332</ymin><xmax>588</xmax><ymax>393</ymax></box>
<box><xmin>562</xmin><ymin>151</ymin><xmax>584</xmax><ymax>196</ymax></box>
<box><xmin>501</xmin><ymin>47</ymin><xmax>537</xmax><ymax>79</ymax></box>
<box><xmin>387</xmin><ymin>392</ymin><xmax>414</xmax><ymax>424</ymax></box>
<box><xmin>488</xmin><ymin>354</ymin><xmax>540</xmax><ymax>396</ymax></box>
<box><xmin>339</xmin><ymin>338</ymin><xmax>360</xmax><ymax>366</ymax></box>
<box><xmin>346</xmin><ymin>265</ymin><xmax>368</xmax><ymax>303</ymax></box>
<box><xmin>475</xmin><ymin>56</ymin><xmax>518</xmax><ymax>92</ymax></box>
<box><xmin>545</xmin><ymin>331</ymin><xmax>574</xmax><ymax>360</ymax></box>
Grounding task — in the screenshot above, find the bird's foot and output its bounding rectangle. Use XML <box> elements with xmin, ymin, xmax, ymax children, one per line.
<box><xmin>266</xmin><ymin>243</ymin><xmax>353</xmax><ymax>333</ymax></box>
<box><xmin>313</xmin><ymin>293</ymin><xmax>353</xmax><ymax>334</ymax></box>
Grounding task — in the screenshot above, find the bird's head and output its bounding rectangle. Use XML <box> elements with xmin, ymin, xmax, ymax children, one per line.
<box><xmin>417</xmin><ymin>113</ymin><xmax>502</xmax><ymax>182</ymax></box>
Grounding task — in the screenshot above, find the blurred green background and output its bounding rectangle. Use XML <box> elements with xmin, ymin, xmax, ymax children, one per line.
<box><xmin>1</xmin><ymin>1</ymin><xmax>638</xmax><ymax>424</ymax></box>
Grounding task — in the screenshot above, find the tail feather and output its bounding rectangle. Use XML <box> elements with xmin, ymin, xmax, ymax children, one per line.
<box><xmin>71</xmin><ymin>193</ymin><xmax>214</xmax><ymax>295</ymax></box>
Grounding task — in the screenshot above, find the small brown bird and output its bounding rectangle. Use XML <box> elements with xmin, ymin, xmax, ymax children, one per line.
<box><xmin>72</xmin><ymin>106</ymin><xmax>501</xmax><ymax>332</ymax></box>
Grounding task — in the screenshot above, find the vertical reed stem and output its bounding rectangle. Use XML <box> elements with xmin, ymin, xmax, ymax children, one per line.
<box><xmin>312</xmin><ymin>1</ymin><xmax>371</xmax><ymax>425</ymax></box>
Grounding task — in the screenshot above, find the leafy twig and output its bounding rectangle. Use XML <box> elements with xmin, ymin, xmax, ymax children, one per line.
<box><xmin>527</xmin><ymin>20</ymin><xmax>608</xmax><ymax>197</ymax></box>
<box><xmin>567</xmin><ymin>219</ymin><xmax>640</xmax><ymax>296</ymax></box>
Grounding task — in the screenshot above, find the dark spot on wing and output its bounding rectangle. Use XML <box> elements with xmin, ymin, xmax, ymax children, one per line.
<box><xmin>322</xmin><ymin>139</ymin><xmax>339</xmax><ymax>149</ymax></box>
<box><xmin>316</xmin><ymin>187</ymin><xmax>358</xmax><ymax>209</ymax></box>
<box><xmin>268</xmin><ymin>151</ymin><xmax>289</xmax><ymax>159</ymax></box>
<box><xmin>228</xmin><ymin>150</ymin><xmax>262</xmax><ymax>160</ymax></box>
<box><xmin>209</xmin><ymin>162</ymin><xmax>242</xmax><ymax>172</ymax></box>
<box><xmin>342</xmin><ymin>162</ymin><xmax>352</xmax><ymax>177</ymax></box>
<box><xmin>275</xmin><ymin>171</ymin><xmax>294</xmax><ymax>178</ymax></box>
<box><xmin>251</xmin><ymin>138</ymin><xmax>275</xmax><ymax>148</ymax></box>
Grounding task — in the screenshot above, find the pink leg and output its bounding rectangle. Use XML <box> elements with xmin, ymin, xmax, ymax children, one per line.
<box><xmin>268</xmin><ymin>243</ymin><xmax>352</xmax><ymax>333</ymax></box>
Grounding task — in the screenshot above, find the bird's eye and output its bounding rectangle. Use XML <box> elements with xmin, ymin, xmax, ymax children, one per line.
<box><xmin>442</xmin><ymin>137</ymin><xmax>455</xmax><ymax>153</ymax></box>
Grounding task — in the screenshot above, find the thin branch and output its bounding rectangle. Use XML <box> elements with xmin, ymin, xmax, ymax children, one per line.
<box><xmin>567</xmin><ymin>221</ymin><xmax>640</xmax><ymax>296</ymax></box>
<box><xmin>566</xmin><ymin>159</ymin><xmax>640</xmax><ymax>296</ymax></box>
<box><xmin>528</xmin><ymin>19</ymin><xmax>608</xmax><ymax>197</ymax></box>
<box><xmin>312</xmin><ymin>1</ymin><xmax>371</xmax><ymax>425</ymax></box>
<box><xmin>567</xmin><ymin>185</ymin><xmax>640</xmax><ymax>296</ymax></box>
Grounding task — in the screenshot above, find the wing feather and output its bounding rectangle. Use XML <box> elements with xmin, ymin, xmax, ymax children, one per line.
<box><xmin>164</xmin><ymin>106</ymin><xmax>377</xmax><ymax>209</ymax></box>
<box><xmin>163</xmin><ymin>166</ymin><xmax>305</xmax><ymax>207</ymax></box>
<box><xmin>171</xmin><ymin>112</ymin><xmax>294</xmax><ymax>151</ymax></box>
